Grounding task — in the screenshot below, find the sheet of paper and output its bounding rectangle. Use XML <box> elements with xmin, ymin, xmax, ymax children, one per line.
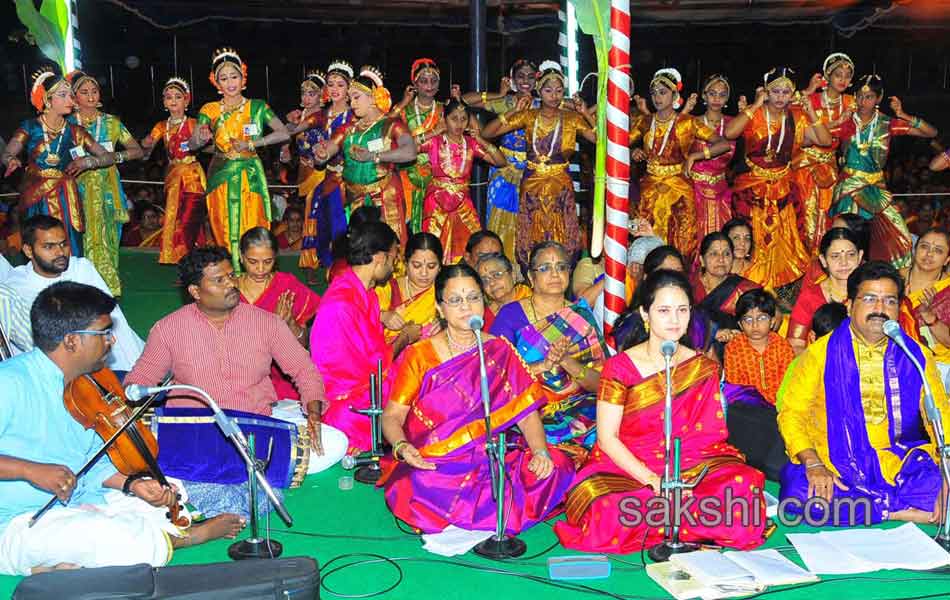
<box><xmin>786</xmin><ymin>532</ymin><xmax>872</xmax><ymax>574</ymax></box>
<box><xmin>421</xmin><ymin>525</ymin><xmax>494</xmax><ymax>557</ymax></box>
<box><xmin>819</xmin><ymin>523</ymin><xmax>950</xmax><ymax>571</ymax></box>
<box><xmin>670</xmin><ymin>551</ymin><xmax>757</xmax><ymax>586</ymax></box>
<box><xmin>724</xmin><ymin>549</ymin><xmax>819</xmax><ymax>586</ymax></box>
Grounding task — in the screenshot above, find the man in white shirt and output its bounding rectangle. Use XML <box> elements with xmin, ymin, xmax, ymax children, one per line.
<box><xmin>5</xmin><ymin>215</ymin><xmax>144</xmax><ymax>370</ymax></box>
<box><xmin>0</xmin><ymin>254</ymin><xmax>11</xmax><ymax>282</ymax></box>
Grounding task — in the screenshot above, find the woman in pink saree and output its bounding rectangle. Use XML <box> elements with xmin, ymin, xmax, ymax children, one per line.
<box><xmin>237</xmin><ymin>227</ymin><xmax>321</xmax><ymax>401</ymax></box>
<box><xmin>379</xmin><ymin>263</ymin><xmax>574</xmax><ymax>533</ymax></box>
<box><xmin>555</xmin><ymin>269</ymin><xmax>766</xmax><ymax>553</ymax></box>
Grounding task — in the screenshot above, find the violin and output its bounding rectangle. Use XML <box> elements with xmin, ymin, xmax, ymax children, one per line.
<box><xmin>61</xmin><ymin>368</ymin><xmax>190</xmax><ymax>528</ymax></box>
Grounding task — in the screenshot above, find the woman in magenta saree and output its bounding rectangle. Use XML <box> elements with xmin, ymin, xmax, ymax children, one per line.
<box><xmin>379</xmin><ymin>264</ymin><xmax>573</xmax><ymax>533</ymax></box>
<box><xmin>554</xmin><ymin>269</ymin><xmax>766</xmax><ymax>553</ymax></box>
<box><xmin>238</xmin><ymin>227</ymin><xmax>321</xmax><ymax>401</ymax></box>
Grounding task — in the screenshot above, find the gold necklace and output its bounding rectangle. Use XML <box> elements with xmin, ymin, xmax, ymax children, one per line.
<box><xmin>529</xmin><ymin>295</ymin><xmax>564</xmax><ymax>322</ymax></box>
<box><xmin>445</xmin><ymin>328</ymin><xmax>477</xmax><ymax>355</ymax></box>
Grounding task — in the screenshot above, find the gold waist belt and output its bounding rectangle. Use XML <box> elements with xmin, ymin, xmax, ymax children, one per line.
<box><xmin>802</xmin><ymin>146</ymin><xmax>835</xmax><ymax>163</ymax></box>
<box><xmin>28</xmin><ymin>166</ymin><xmax>66</xmax><ymax>178</ymax></box>
<box><xmin>348</xmin><ymin>174</ymin><xmax>391</xmax><ymax>197</ymax></box>
<box><xmin>431</xmin><ymin>178</ymin><xmax>468</xmax><ymax>193</ymax></box>
<box><xmin>745</xmin><ymin>158</ymin><xmax>790</xmax><ymax>182</ymax></box>
<box><xmin>215</xmin><ymin>150</ymin><xmax>257</xmax><ymax>161</ymax></box>
<box><xmin>646</xmin><ymin>161</ymin><xmax>684</xmax><ymax>178</ymax></box>
<box><xmin>842</xmin><ymin>167</ymin><xmax>884</xmax><ymax>185</ymax></box>
<box><xmin>526</xmin><ymin>161</ymin><xmax>568</xmax><ymax>175</ymax></box>
<box><xmin>689</xmin><ymin>170</ymin><xmax>726</xmax><ymax>185</ymax></box>
<box><xmin>169</xmin><ymin>156</ymin><xmax>197</xmax><ymax>165</ymax></box>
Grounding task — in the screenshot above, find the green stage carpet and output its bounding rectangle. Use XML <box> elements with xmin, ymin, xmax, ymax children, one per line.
<box><xmin>1</xmin><ymin>250</ymin><xmax>948</xmax><ymax>599</ymax></box>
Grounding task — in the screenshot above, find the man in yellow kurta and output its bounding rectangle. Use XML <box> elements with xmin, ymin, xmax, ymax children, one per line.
<box><xmin>777</xmin><ymin>261</ymin><xmax>949</xmax><ymax>525</ymax></box>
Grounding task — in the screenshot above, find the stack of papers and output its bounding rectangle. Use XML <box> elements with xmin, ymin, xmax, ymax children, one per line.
<box><xmin>787</xmin><ymin>523</ymin><xmax>950</xmax><ymax>574</ymax></box>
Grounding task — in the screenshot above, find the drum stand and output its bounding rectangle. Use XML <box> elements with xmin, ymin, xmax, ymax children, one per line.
<box><xmin>350</xmin><ymin>360</ymin><xmax>385</xmax><ymax>484</ymax></box>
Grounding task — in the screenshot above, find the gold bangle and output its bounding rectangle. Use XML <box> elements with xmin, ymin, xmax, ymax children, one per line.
<box><xmin>703</xmin><ymin>146</ymin><xmax>711</xmax><ymax>160</ymax></box>
<box><xmin>742</xmin><ymin>108</ymin><xmax>756</xmax><ymax>120</ymax></box>
<box><xmin>481</xmin><ymin>91</ymin><xmax>488</xmax><ymax>105</ymax></box>
<box><xmin>393</xmin><ymin>440</ymin><xmax>410</xmax><ymax>461</ymax></box>
<box><xmin>498</xmin><ymin>113</ymin><xmax>509</xmax><ymax>126</ymax></box>
<box><xmin>248</xmin><ymin>139</ymin><xmax>256</xmax><ymax>151</ymax></box>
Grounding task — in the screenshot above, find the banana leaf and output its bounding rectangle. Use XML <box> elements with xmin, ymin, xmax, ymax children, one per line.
<box><xmin>569</xmin><ymin>0</ymin><xmax>611</xmax><ymax>258</ymax></box>
<box><xmin>15</xmin><ymin>0</ymin><xmax>66</xmax><ymax>73</ymax></box>
<box><xmin>40</xmin><ymin>0</ymin><xmax>70</xmax><ymax>43</ymax></box>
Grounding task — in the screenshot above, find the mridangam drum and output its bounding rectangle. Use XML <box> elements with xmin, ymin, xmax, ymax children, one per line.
<box><xmin>151</xmin><ymin>406</ymin><xmax>310</xmax><ymax>489</ymax></box>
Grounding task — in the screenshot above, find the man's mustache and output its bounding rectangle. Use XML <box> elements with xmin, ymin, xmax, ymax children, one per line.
<box><xmin>866</xmin><ymin>313</ymin><xmax>890</xmax><ymax>321</ymax></box>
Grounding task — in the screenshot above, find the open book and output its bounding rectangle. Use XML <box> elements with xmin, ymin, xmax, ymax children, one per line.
<box><xmin>647</xmin><ymin>549</ymin><xmax>817</xmax><ymax>600</ymax></box>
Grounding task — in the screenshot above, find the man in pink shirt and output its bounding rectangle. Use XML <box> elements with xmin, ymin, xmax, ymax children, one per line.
<box><xmin>126</xmin><ymin>246</ymin><xmax>326</xmax><ymax>454</ymax></box>
<box><xmin>311</xmin><ymin>221</ymin><xmax>415</xmax><ymax>452</ymax></box>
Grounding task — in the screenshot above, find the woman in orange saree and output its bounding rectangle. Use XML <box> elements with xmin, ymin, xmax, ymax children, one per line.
<box><xmin>555</xmin><ymin>269</ymin><xmax>766</xmax><ymax>553</ymax></box>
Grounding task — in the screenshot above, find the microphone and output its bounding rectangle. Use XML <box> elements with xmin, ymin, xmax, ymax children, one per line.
<box><xmin>883</xmin><ymin>320</ymin><xmax>940</xmax><ymax>423</ymax></box>
<box><xmin>468</xmin><ymin>315</ymin><xmax>484</xmax><ymax>330</ymax></box>
<box><xmin>341</xmin><ymin>454</ymin><xmax>380</xmax><ymax>470</ymax></box>
<box><xmin>661</xmin><ymin>340</ymin><xmax>677</xmax><ymax>357</ymax></box>
<box><xmin>124</xmin><ymin>384</ymin><xmax>165</xmax><ymax>402</ymax></box>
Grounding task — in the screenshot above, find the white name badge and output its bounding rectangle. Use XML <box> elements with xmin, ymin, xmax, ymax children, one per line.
<box><xmin>243</xmin><ymin>124</ymin><xmax>261</xmax><ymax>137</ymax></box>
<box><xmin>367</xmin><ymin>138</ymin><xmax>384</xmax><ymax>153</ymax></box>
<box><xmin>69</xmin><ymin>146</ymin><xmax>87</xmax><ymax>160</ymax></box>
<box><xmin>101</xmin><ymin>141</ymin><xmax>115</xmax><ymax>152</ymax></box>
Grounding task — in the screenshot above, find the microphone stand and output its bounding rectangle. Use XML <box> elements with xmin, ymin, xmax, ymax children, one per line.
<box><xmin>350</xmin><ymin>359</ymin><xmax>385</xmax><ymax>484</ymax></box>
<box><xmin>648</xmin><ymin>345</ymin><xmax>708</xmax><ymax>562</ymax></box>
<box><xmin>228</xmin><ymin>433</ymin><xmax>283</xmax><ymax>560</ymax></box>
<box><xmin>885</xmin><ymin>324</ymin><xmax>950</xmax><ymax>550</ymax></box>
<box><xmin>131</xmin><ymin>384</ymin><xmax>293</xmax><ymax>559</ymax></box>
<box><xmin>472</xmin><ymin>324</ymin><xmax>526</xmax><ymax>559</ymax></box>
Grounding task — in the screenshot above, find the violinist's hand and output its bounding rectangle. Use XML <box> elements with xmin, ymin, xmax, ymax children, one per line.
<box><xmin>131</xmin><ymin>478</ymin><xmax>179</xmax><ymax>509</ymax></box>
<box><xmin>30</xmin><ymin>463</ymin><xmax>76</xmax><ymax>503</ymax></box>
<box><xmin>4</xmin><ymin>158</ymin><xmax>22</xmax><ymax>178</ymax></box>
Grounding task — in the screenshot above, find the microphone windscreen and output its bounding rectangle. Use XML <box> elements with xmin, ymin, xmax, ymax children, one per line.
<box><xmin>341</xmin><ymin>455</ymin><xmax>356</xmax><ymax>470</ymax></box>
<box><xmin>882</xmin><ymin>319</ymin><xmax>902</xmax><ymax>339</ymax></box>
<box><xmin>468</xmin><ymin>315</ymin><xmax>484</xmax><ymax>330</ymax></box>
<box><xmin>660</xmin><ymin>340</ymin><xmax>677</xmax><ymax>357</ymax></box>
<box><xmin>124</xmin><ymin>384</ymin><xmax>145</xmax><ymax>401</ymax></box>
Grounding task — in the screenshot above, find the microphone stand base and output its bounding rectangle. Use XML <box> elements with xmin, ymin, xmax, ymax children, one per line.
<box><xmin>473</xmin><ymin>534</ymin><xmax>527</xmax><ymax>560</ymax></box>
<box><xmin>228</xmin><ymin>538</ymin><xmax>283</xmax><ymax>560</ymax></box>
<box><xmin>647</xmin><ymin>540</ymin><xmax>701</xmax><ymax>563</ymax></box>
<box><xmin>935</xmin><ymin>534</ymin><xmax>950</xmax><ymax>552</ymax></box>
<box><xmin>354</xmin><ymin>464</ymin><xmax>382</xmax><ymax>484</ymax></box>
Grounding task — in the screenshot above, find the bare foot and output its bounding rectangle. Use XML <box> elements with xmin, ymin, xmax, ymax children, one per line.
<box><xmin>888</xmin><ymin>508</ymin><xmax>933</xmax><ymax>524</ymax></box>
<box><xmin>31</xmin><ymin>562</ymin><xmax>80</xmax><ymax>575</ymax></box>
<box><xmin>172</xmin><ymin>513</ymin><xmax>246</xmax><ymax>548</ymax></box>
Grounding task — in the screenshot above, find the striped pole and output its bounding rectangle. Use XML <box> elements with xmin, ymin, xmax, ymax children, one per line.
<box><xmin>603</xmin><ymin>0</ymin><xmax>632</xmax><ymax>348</ymax></box>
<box><xmin>65</xmin><ymin>0</ymin><xmax>81</xmax><ymax>70</ymax></box>
<box><xmin>558</xmin><ymin>2</ymin><xmax>582</xmax><ymax>194</ymax></box>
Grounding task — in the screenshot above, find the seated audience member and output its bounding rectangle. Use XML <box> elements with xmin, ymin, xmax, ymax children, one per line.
<box><xmin>462</xmin><ymin>229</ymin><xmax>504</xmax><ymax>269</ymax></box>
<box><xmin>692</xmin><ymin>232</ymin><xmax>761</xmax><ymax>354</ymax></box>
<box><xmin>723</xmin><ymin>289</ymin><xmax>795</xmax><ymax>480</ymax></box>
<box><xmin>5</xmin><ymin>215</ymin><xmax>144</xmax><ymax>370</ymax></box>
<box><xmin>475</xmin><ymin>252</ymin><xmax>531</xmax><ymax>330</ymax></box>
<box><xmin>326</xmin><ymin>205</ymin><xmax>383</xmax><ymax>284</ymax></box>
<box><xmin>311</xmin><ymin>221</ymin><xmax>414</xmax><ymax>452</ymax></box>
<box><xmin>274</xmin><ymin>206</ymin><xmax>304</xmax><ymax>251</ymax></box>
<box><xmin>0</xmin><ymin>282</ymin><xmax>244</xmax><ymax>576</ymax></box>
<box><xmin>379</xmin><ymin>264</ymin><xmax>574</xmax><ymax>534</ymax></box>
<box><xmin>899</xmin><ymin>228</ymin><xmax>950</xmax><ymax>389</ymax></box>
<box><xmin>778</xmin><ymin>261</ymin><xmax>950</xmax><ymax>525</ymax></box>
<box><xmin>723</xmin><ymin>217</ymin><xmax>754</xmax><ymax>276</ymax></box>
<box><xmin>788</xmin><ymin>227</ymin><xmax>865</xmax><ymax>354</ymax></box>
<box><xmin>237</xmin><ymin>227</ymin><xmax>321</xmax><ymax>401</ymax></box>
<box><xmin>776</xmin><ymin>301</ymin><xmax>848</xmax><ymax>412</ymax></box>
<box><xmin>0</xmin><ymin>283</ymin><xmax>32</xmax><ymax>355</ymax></box>
<box><xmin>555</xmin><ymin>269</ymin><xmax>766</xmax><ymax>553</ymax></box>
<box><xmin>376</xmin><ymin>232</ymin><xmax>442</xmax><ymax>345</ymax></box>
<box><xmin>490</xmin><ymin>241</ymin><xmax>608</xmax><ymax>448</ymax></box>
<box><xmin>121</xmin><ymin>203</ymin><xmax>163</xmax><ymax>248</ymax></box>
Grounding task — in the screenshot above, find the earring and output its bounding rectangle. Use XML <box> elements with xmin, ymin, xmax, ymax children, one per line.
<box><xmin>644</xmin><ymin>320</ymin><xmax>650</xmax><ymax>333</ymax></box>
